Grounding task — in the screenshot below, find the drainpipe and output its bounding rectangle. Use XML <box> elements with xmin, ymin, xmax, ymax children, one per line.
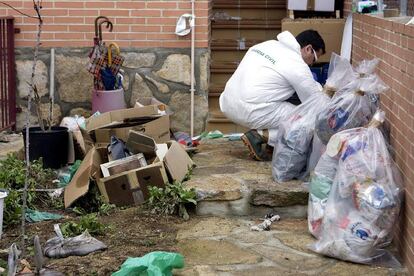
<box><xmin>190</xmin><ymin>0</ymin><xmax>196</xmax><ymax>138</ymax></box>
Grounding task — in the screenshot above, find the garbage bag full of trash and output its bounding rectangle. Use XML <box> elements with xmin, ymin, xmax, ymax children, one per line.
<box><xmin>309</xmin><ymin>111</ymin><xmax>404</xmax><ymax>267</ymax></box>
<box><xmin>272</xmin><ymin>54</ymin><xmax>354</xmax><ymax>182</ymax></box>
<box><xmin>315</xmin><ymin>58</ymin><xmax>387</xmax><ymax>145</ymax></box>
<box><xmin>307</xmin><ymin>54</ymin><xmax>356</xmax><ymax>175</ymax></box>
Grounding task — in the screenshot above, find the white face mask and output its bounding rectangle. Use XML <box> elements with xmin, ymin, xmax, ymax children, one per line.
<box><xmin>312</xmin><ymin>47</ymin><xmax>318</xmax><ymax>63</ymax></box>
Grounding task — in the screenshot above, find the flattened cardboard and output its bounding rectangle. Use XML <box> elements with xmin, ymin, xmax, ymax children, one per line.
<box><xmin>93</xmin><ymin>115</ymin><xmax>170</xmax><ymax>144</ymax></box>
<box><xmin>64</xmin><ymin>147</ymin><xmax>101</xmax><ymax>208</ymax></box>
<box><xmin>86</xmin><ymin>106</ymin><xmax>159</xmax><ymax>132</ymax></box>
<box><xmin>282</xmin><ymin>18</ymin><xmax>345</xmax><ymax>63</ymax></box>
<box><xmin>97</xmin><ymin>162</ymin><xmax>168</xmax><ymax>206</ymax></box>
<box><xmin>163</xmin><ymin>141</ymin><xmax>194</xmax><ymax>183</ymax></box>
<box><xmin>135</xmin><ymin>97</ymin><xmax>166</xmax><ymax>111</ymax></box>
<box><xmin>126</xmin><ymin>130</ymin><xmax>157</xmax><ymax>159</ymax></box>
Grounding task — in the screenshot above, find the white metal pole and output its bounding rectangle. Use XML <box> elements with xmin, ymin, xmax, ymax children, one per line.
<box><xmin>50</xmin><ymin>48</ymin><xmax>55</xmax><ymax>123</ymax></box>
<box><xmin>190</xmin><ymin>0</ymin><xmax>195</xmax><ymax>138</ymax></box>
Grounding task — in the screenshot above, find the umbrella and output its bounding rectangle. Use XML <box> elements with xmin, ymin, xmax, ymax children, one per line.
<box><xmin>99</xmin><ymin>43</ymin><xmax>124</xmax><ymax>90</ymax></box>
<box><xmin>87</xmin><ymin>17</ymin><xmax>113</xmax><ymax>90</ymax></box>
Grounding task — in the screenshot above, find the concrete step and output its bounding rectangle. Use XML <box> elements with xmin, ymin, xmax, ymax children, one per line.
<box><xmin>185</xmin><ymin>139</ymin><xmax>308</xmax><ymax>218</ymax></box>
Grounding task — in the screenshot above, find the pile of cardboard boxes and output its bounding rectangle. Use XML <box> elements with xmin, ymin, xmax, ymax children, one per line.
<box><xmin>64</xmin><ymin>98</ymin><xmax>194</xmax><ymax>208</ymax></box>
<box><xmin>284</xmin><ymin>0</ymin><xmax>345</xmax><ymax>63</ymax></box>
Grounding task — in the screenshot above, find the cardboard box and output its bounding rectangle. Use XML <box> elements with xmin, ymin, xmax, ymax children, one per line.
<box><xmin>85</xmin><ymin>106</ymin><xmax>170</xmax><ymax>144</ymax></box>
<box><xmin>288</xmin><ymin>0</ymin><xmax>335</xmax><ymax>12</ymax></box>
<box><xmin>157</xmin><ymin>141</ymin><xmax>194</xmax><ymax>183</ymax></box>
<box><xmin>93</xmin><ymin>115</ymin><xmax>170</xmax><ymax>144</ymax></box>
<box><xmin>64</xmin><ymin>146</ymin><xmax>106</xmax><ymax>208</ymax></box>
<box><xmin>282</xmin><ymin>18</ymin><xmax>345</xmax><ymax>63</ymax></box>
<box><xmin>135</xmin><ymin>97</ymin><xmax>168</xmax><ymax>112</ymax></box>
<box><xmin>100</xmin><ymin>153</ymin><xmax>147</xmax><ymax>177</ymax></box>
<box><xmin>97</xmin><ymin>162</ymin><xmax>168</xmax><ymax>206</ymax></box>
<box><xmin>126</xmin><ymin>130</ymin><xmax>157</xmax><ymax>160</ymax></box>
<box><xmin>64</xmin><ymin>134</ymin><xmax>195</xmax><ymax>208</ymax></box>
<box><xmin>86</xmin><ymin>106</ymin><xmax>159</xmax><ymax>131</ymax></box>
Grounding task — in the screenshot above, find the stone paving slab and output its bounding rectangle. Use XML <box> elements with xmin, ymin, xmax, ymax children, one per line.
<box><xmin>174</xmin><ymin>216</ymin><xmax>407</xmax><ymax>276</ymax></box>
<box><xmin>0</xmin><ymin>133</ymin><xmax>24</xmax><ymax>160</ymax></box>
<box><xmin>185</xmin><ymin>138</ymin><xmax>309</xmax><ymax>217</ymax></box>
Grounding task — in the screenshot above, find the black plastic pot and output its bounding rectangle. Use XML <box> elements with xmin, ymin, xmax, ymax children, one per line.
<box><xmin>22</xmin><ymin>126</ymin><xmax>69</xmax><ymax>169</ymax></box>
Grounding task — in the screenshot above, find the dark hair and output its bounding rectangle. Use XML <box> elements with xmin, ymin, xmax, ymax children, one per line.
<box><xmin>296</xmin><ymin>29</ymin><xmax>326</xmax><ymax>55</ymax></box>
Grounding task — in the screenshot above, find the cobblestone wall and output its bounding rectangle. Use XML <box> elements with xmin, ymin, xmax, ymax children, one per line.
<box><xmin>15</xmin><ymin>47</ymin><xmax>210</xmax><ymax>135</ymax></box>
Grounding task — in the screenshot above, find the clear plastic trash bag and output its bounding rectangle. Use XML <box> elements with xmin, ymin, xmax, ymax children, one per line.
<box><xmin>315</xmin><ymin>59</ymin><xmax>388</xmax><ymax>145</ymax></box>
<box><xmin>309</xmin><ymin>111</ymin><xmax>404</xmax><ymax>267</ymax></box>
<box><xmin>272</xmin><ymin>54</ymin><xmax>354</xmax><ymax>182</ymax></box>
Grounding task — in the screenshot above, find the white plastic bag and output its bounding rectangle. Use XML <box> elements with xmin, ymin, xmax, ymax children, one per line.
<box><xmin>315</xmin><ymin>59</ymin><xmax>387</xmax><ymax>145</ymax></box>
<box><xmin>309</xmin><ymin>111</ymin><xmax>403</xmax><ymax>267</ymax></box>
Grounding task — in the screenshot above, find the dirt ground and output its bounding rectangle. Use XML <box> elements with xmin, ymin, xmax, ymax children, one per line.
<box><xmin>0</xmin><ymin>207</ymin><xmax>183</xmax><ymax>275</ymax></box>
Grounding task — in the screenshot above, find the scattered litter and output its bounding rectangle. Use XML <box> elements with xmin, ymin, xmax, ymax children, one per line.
<box><xmin>223</xmin><ymin>133</ymin><xmax>243</xmax><ymax>141</ymax></box>
<box><xmin>57</xmin><ymin>160</ymin><xmax>82</xmax><ymax>188</ymax></box>
<box><xmin>108</xmin><ymin>136</ymin><xmax>132</xmax><ymax>160</ymax></box>
<box><xmin>60</xmin><ymin>116</ymin><xmax>86</xmax><ymax>131</ymax></box>
<box><xmin>206</xmin><ymin>130</ymin><xmax>223</xmax><ymax>139</ymax></box>
<box><xmin>250</xmin><ymin>213</ymin><xmax>280</xmax><ymax>231</ymax></box>
<box><xmin>44</xmin><ymin>225</ymin><xmax>107</xmax><ymax>258</ymax></box>
<box><xmin>34</xmin><ymin>235</ymin><xmax>44</xmax><ymax>273</ymax></box>
<box><xmin>47</xmin><ymin>188</ymin><xmax>65</xmax><ymax>199</ymax></box>
<box><xmin>112</xmin><ymin>251</ymin><xmax>184</xmax><ymax>276</ymax></box>
<box><xmin>7</xmin><ymin>243</ymin><xmax>20</xmax><ymax>276</ymax></box>
<box><xmin>20</xmin><ymin>259</ymin><xmax>31</xmax><ymax>272</ymax></box>
<box><xmin>173</xmin><ymin>131</ymin><xmax>193</xmax><ymax>147</ymax></box>
<box><xmin>25</xmin><ymin>209</ymin><xmax>63</xmax><ymax>223</ymax></box>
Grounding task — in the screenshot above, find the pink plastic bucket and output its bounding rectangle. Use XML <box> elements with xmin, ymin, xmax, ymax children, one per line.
<box><xmin>92</xmin><ymin>88</ymin><xmax>126</xmax><ymax>113</ymax></box>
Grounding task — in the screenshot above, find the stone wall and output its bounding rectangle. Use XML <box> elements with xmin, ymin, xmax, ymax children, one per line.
<box><xmin>15</xmin><ymin>47</ymin><xmax>210</xmax><ymax>135</ymax></box>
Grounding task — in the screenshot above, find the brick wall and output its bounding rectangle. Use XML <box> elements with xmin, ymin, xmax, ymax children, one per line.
<box><xmin>0</xmin><ymin>0</ymin><xmax>210</xmax><ymax>48</ymax></box>
<box><xmin>353</xmin><ymin>13</ymin><xmax>414</xmax><ymax>272</ymax></box>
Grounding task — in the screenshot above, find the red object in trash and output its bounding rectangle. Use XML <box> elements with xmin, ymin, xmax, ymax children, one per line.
<box><xmin>92</xmin><ymin>88</ymin><xmax>126</xmax><ymax>114</ymax></box>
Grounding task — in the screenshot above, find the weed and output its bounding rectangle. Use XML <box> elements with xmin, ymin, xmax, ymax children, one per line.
<box><xmin>0</xmin><ymin>154</ymin><xmax>55</xmax><ymax>227</ymax></box>
<box><xmin>72</xmin><ymin>201</ymin><xmax>115</xmax><ymax>217</ymax></box>
<box><xmin>146</xmin><ymin>181</ymin><xmax>197</xmax><ymax>220</ymax></box>
<box><xmin>60</xmin><ymin>213</ymin><xmax>108</xmax><ymax>237</ymax></box>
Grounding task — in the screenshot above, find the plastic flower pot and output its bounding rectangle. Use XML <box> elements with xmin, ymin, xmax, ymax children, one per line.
<box><xmin>22</xmin><ymin>126</ymin><xmax>69</xmax><ymax>169</ymax></box>
<box><xmin>92</xmin><ymin>88</ymin><xmax>126</xmax><ymax>114</ymax></box>
<box><xmin>0</xmin><ymin>189</ymin><xmax>8</xmax><ymax>239</ymax></box>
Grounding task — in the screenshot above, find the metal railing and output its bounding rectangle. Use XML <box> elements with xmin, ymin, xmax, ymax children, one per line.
<box><xmin>0</xmin><ymin>16</ymin><xmax>16</xmax><ymax>131</ymax></box>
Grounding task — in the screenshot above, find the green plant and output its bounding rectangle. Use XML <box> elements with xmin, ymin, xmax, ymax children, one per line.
<box><xmin>0</xmin><ymin>154</ymin><xmax>55</xmax><ymax>227</ymax></box>
<box><xmin>60</xmin><ymin>213</ymin><xmax>108</xmax><ymax>237</ymax></box>
<box><xmin>72</xmin><ymin>201</ymin><xmax>115</xmax><ymax>216</ymax></box>
<box><xmin>182</xmin><ymin>165</ymin><xmax>194</xmax><ymax>182</ymax></box>
<box><xmin>146</xmin><ymin>182</ymin><xmax>197</xmax><ymax>220</ymax></box>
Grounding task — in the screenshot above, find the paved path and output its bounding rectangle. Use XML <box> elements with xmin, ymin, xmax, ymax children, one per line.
<box><xmin>176</xmin><ymin>138</ymin><xmax>407</xmax><ymax>275</ymax></box>
<box><xmin>175</xmin><ymin>216</ymin><xmax>407</xmax><ymax>275</ymax></box>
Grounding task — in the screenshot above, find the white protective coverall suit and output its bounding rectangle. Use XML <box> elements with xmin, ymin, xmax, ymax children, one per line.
<box><xmin>219</xmin><ymin>31</ymin><xmax>322</xmax><ymax>147</ymax></box>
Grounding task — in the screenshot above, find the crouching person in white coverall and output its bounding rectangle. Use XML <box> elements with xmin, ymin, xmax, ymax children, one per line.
<box><xmin>219</xmin><ymin>29</ymin><xmax>325</xmax><ymax>161</ymax></box>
